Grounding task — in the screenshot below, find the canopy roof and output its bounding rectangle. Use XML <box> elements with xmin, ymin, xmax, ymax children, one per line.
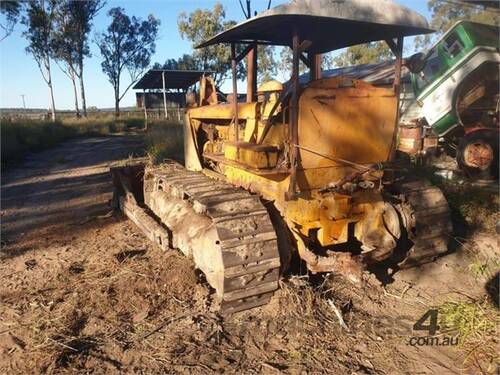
<box><xmin>197</xmin><ymin>0</ymin><xmax>433</xmax><ymax>54</ymax></box>
<box><xmin>133</xmin><ymin>69</ymin><xmax>213</xmax><ymax>90</ymax></box>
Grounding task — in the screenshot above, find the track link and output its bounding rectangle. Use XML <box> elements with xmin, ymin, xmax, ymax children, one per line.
<box><xmin>398</xmin><ymin>179</ymin><xmax>452</xmax><ymax>268</ymax></box>
<box><xmin>143</xmin><ymin>162</ymin><xmax>281</xmax><ymax>315</ymax></box>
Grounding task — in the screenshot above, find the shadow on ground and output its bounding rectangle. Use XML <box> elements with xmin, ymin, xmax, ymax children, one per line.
<box><xmin>1</xmin><ymin>136</ymin><xmax>144</xmax><ymax>256</ymax></box>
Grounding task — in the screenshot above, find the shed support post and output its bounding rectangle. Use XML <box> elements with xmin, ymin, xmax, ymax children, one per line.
<box><xmin>162</xmin><ymin>71</ymin><xmax>168</xmax><ymax>119</ymax></box>
<box><xmin>143</xmin><ymin>89</ymin><xmax>148</xmax><ymax>131</ymax></box>
<box><xmin>286</xmin><ymin>27</ymin><xmax>300</xmax><ymax>200</ymax></box>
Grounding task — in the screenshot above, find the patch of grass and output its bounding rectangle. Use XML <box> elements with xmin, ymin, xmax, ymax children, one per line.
<box><xmin>468</xmin><ymin>257</ymin><xmax>500</xmax><ymax>281</ymax></box>
<box><xmin>438</xmin><ymin>299</ymin><xmax>499</xmax><ymax>372</ymax></box>
<box><xmin>145</xmin><ymin>120</ymin><xmax>184</xmax><ymax>164</ymax></box>
<box><xmin>1</xmin><ymin>116</ymin><xmax>147</xmax><ymax>168</ymax></box>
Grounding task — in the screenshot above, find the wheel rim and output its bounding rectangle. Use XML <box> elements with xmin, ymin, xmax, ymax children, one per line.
<box><xmin>463</xmin><ymin>141</ymin><xmax>494</xmax><ymax>170</ymax></box>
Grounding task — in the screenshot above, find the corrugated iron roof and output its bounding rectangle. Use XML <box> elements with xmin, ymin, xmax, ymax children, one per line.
<box><xmin>197</xmin><ymin>0</ymin><xmax>433</xmax><ymax>53</ymax></box>
<box><xmin>133</xmin><ymin>69</ymin><xmax>214</xmax><ymax>90</ymax></box>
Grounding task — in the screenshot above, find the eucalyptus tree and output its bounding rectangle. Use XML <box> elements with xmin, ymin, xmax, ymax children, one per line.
<box><xmin>95</xmin><ymin>7</ymin><xmax>160</xmax><ymax>117</ymax></box>
<box><xmin>52</xmin><ymin>2</ymin><xmax>81</xmax><ymax>117</ymax></box>
<box><xmin>52</xmin><ymin>0</ymin><xmax>105</xmax><ymax>117</ymax></box>
<box><xmin>67</xmin><ymin>0</ymin><xmax>105</xmax><ymax>117</ymax></box>
<box><xmin>178</xmin><ymin>3</ymin><xmax>237</xmax><ymax>87</ymax></box>
<box><xmin>22</xmin><ymin>0</ymin><xmax>57</xmax><ymax>121</ymax></box>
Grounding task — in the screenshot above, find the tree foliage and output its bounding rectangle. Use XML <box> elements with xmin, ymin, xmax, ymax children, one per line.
<box><xmin>95</xmin><ymin>7</ymin><xmax>160</xmax><ymax>116</ymax></box>
<box><xmin>178</xmin><ymin>2</ymin><xmax>278</xmax><ymax>87</ymax></box>
<box><xmin>178</xmin><ymin>3</ymin><xmax>239</xmax><ymax>87</ymax></box>
<box><xmin>416</xmin><ymin>0</ymin><xmax>499</xmax><ymax>49</ymax></box>
<box><xmin>257</xmin><ymin>45</ymin><xmax>278</xmax><ymax>84</ymax></box>
<box><xmin>277</xmin><ymin>47</ymin><xmax>307</xmax><ymax>77</ymax></box>
<box><xmin>52</xmin><ymin>0</ymin><xmax>104</xmax><ymax>116</ymax></box>
<box><xmin>52</xmin><ymin>1</ymin><xmax>82</xmax><ymax>116</ymax></box>
<box><xmin>333</xmin><ymin>42</ymin><xmax>392</xmax><ymax>67</ymax></box>
<box><xmin>23</xmin><ymin>0</ymin><xmax>54</xmax><ymax>80</ymax></box>
<box><xmin>0</xmin><ymin>0</ymin><xmax>23</xmax><ymax>42</ymax></box>
<box><xmin>153</xmin><ymin>54</ymin><xmax>201</xmax><ymax>71</ymax></box>
<box><xmin>277</xmin><ymin>49</ymin><xmax>336</xmax><ymax>78</ymax></box>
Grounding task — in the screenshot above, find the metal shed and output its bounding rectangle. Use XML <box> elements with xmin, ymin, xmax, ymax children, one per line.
<box><xmin>133</xmin><ymin>69</ymin><xmax>213</xmax><ymax>119</ymax></box>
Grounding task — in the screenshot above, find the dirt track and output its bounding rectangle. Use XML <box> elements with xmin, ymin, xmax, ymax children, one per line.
<box><xmin>1</xmin><ymin>136</ymin><xmax>498</xmax><ymax>374</ymax></box>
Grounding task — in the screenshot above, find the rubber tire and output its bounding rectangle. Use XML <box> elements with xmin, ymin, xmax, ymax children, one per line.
<box><xmin>456</xmin><ymin>129</ymin><xmax>499</xmax><ymax>179</ymax></box>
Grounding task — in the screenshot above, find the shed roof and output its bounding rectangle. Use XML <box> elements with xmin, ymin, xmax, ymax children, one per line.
<box><xmin>133</xmin><ymin>69</ymin><xmax>213</xmax><ymax>90</ymax></box>
<box><xmin>197</xmin><ymin>0</ymin><xmax>433</xmax><ymax>53</ymax></box>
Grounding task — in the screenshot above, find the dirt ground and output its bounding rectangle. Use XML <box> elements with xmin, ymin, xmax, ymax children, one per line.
<box><xmin>1</xmin><ymin>135</ymin><xmax>498</xmax><ymax>374</ymax></box>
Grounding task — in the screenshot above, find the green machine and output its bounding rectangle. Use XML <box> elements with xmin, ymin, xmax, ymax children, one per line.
<box><xmin>400</xmin><ymin>21</ymin><xmax>499</xmax><ymax>177</ymax></box>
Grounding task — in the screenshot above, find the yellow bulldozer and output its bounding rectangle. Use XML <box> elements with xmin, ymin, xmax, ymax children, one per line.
<box><xmin>112</xmin><ymin>0</ymin><xmax>452</xmax><ymax>315</ymax></box>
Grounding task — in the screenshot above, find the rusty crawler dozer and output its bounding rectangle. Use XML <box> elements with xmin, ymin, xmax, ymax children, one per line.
<box><xmin>112</xmin><ymin>0</ymin><xmax>453</xmax><ymax>315</ymax></box>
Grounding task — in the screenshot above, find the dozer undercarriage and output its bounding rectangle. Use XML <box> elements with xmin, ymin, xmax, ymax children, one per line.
<box><xmin>111</xmin><ymin>159</ymin><xmax>451</xmax><ymax>314</ymax></box>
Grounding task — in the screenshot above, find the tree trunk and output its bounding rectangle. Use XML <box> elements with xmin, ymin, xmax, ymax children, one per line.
<box><xmin>71</xmin><ymin>70</ymin><xmax>80</xmax><ymax>118</ymax></box>
<box><xmin>79</xmin><ymin>63</ymin><xmax>87</xmax><ymax>117</ymax></box>
<box><xmin>115</xmin><ymin>98</ymin><xmax>120</xmax><ymax>117</ymax></box>
<box><xmin>46</xmin><ymin>59</ymin><xmax>56</xmax><ymax>121</ymax></box>
<box><xmin>115</xmin><ymin>89</ymin><xmax>120</xmax><ymax>118</ymax></box>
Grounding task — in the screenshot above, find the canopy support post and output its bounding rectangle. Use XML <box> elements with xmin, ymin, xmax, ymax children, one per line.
<box><xmin>309</xmin><ymin>53</ymin><xmax>322</xmax><ymax>81</ymax></box>
<box><xmin>246</xmin><ymin>43</ymin><xmax>257</xmax><ymax>102</ymax></box>
<box><xmin>231</xmin><ymin>43</ymin><xmax>239</xmax><ymax>146</ymax></box>
<box><xmin>286</xmin><ymin>27</ymin><xmax>300</xmax><ymax>200</ymax></box>
<box><xmin>388</xmin><ymin>36</ymin><xmax>404</xmax><ymax>161</ymax></box>
<box><xmin>162</xmin><ymin>71</ymin><xmax>168</xmax><ymax>119</ymax></box>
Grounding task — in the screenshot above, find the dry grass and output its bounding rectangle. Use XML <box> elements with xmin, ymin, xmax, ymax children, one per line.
<box><xmin>1</xmin><ymin>117</ymin><xmax>185</xmax><ymax>169</ymax></box>
<box><xmin>1</xmin><ymin>117</ymin><xmax>145</xmax><ymax>167</ymax></box>
<box><xmin>145</xmin><ymin>120</ymin><xmax>184</xmax><ymax>164</ymax></box>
